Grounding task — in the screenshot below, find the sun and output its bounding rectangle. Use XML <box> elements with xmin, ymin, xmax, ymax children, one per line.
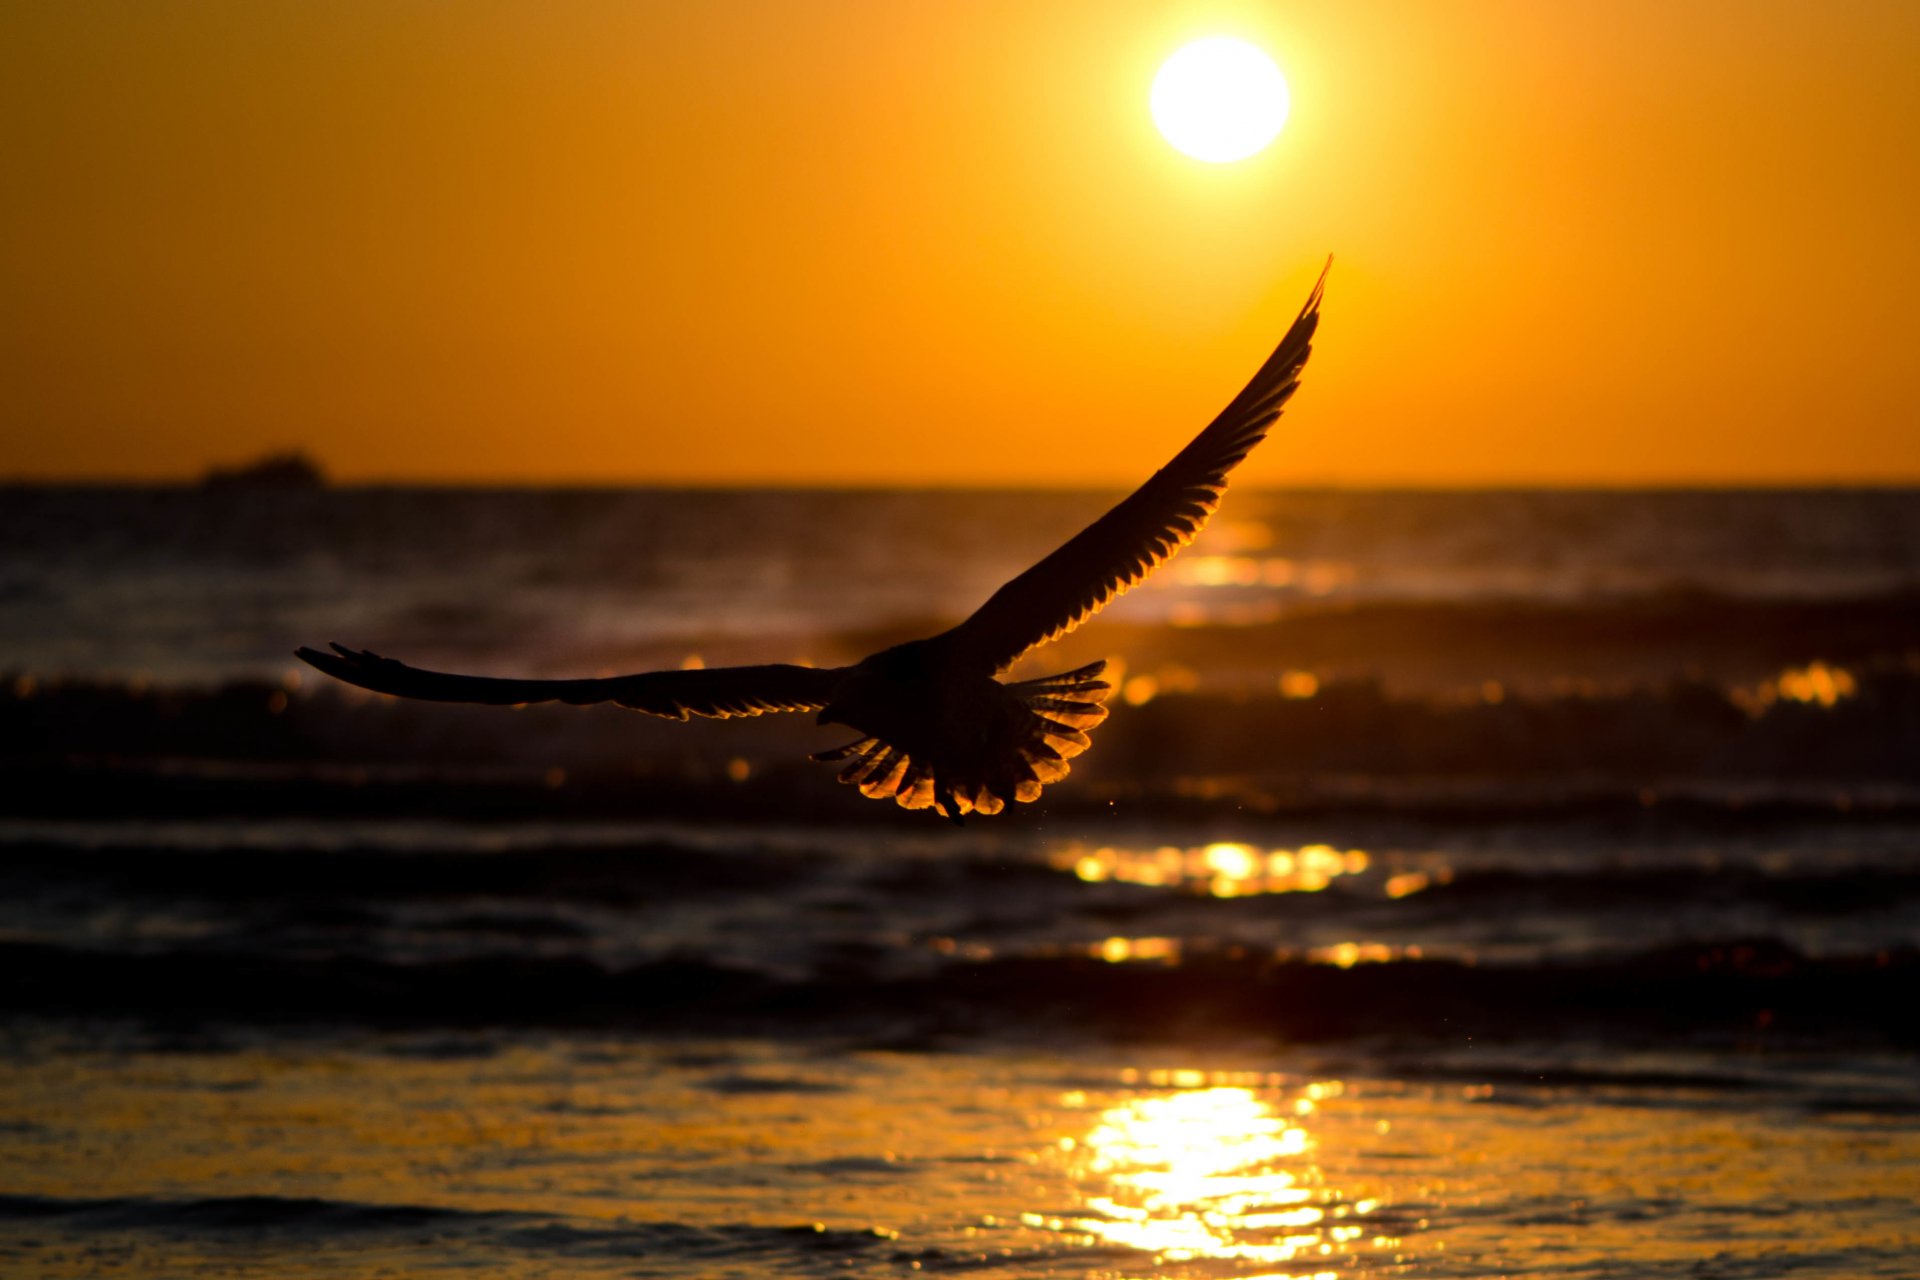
<box><xmin>1151</xmin><ymin>36</ymin><xmax>1290</xmax><ymax>164</ymax></box>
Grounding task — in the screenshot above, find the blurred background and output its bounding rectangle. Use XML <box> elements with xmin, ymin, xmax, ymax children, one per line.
<box><xmin>4</xmin><ymin>3</ymin><xmax>1918</xmax><ymax>1277</ymax></box>
<box><xmin>5</xmin><ymin>1</ymin><xmax>1919</xmax><ymax>488</ymax></box>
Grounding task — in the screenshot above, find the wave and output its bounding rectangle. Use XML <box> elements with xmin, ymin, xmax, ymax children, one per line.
<box><xmin>7</xmin><ymin>829</ymin><xmax>1920</xmax><ymax>912</ymax></box>
<box><xmin>0</xmin><ymin>834</ymin><xmax>817</xmax><ymax>904</ymax></box>
<box><xmin>4</xmin><ymin>936</ymin><xmax>1912</xmax><ymax>1049</ymax></box>
<box><xmin>1396</xmin><ymin>865</ymin><xmax>1920</xmax><ymax>915</ymax></box>
<box><xmin>0</xmin><ymin>1191</ymin><xmax>901</xmax><ymax>1262</ymax></box>
<box><xmin>4</xmin><ymin>645</ymin><xmax>1919</xmax><ymax>823</ymax></box>
<box><xmin>3</xmin><ymin>1189</ymin><xmax>1144</xmax><ymax>1279</ymax></box>
<box><xmin>0</xmin><ymin>1192</ymin><xmax>495</xmax><ymax>1234</ymax></box>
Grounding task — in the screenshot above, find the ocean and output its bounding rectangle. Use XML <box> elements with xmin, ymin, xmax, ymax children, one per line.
<box><xmin>2</xmin><ymin>486</ymin><xmax>1917</xmax><ymax>1277</ymax></box>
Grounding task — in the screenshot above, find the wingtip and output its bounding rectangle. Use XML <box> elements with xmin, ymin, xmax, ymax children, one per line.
<box><xmin>298</xmin><ymin>643</ymin><xmax>369</xmax><ymax>675</ymax></box>
<box><xmin>1301</xmin><ymin>256</ymin><xmax>1332</xmax><ymax>320</ymax></box>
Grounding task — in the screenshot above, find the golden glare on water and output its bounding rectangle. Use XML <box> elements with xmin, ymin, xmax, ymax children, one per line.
<box><xmin>1096</xmin><ymin>935</ymin><xmax>1182</xmax><ymax>964</ymax></box>
<box><xmin>1383</xmin><ymin>870</ymin><xmax>1433</xmax><ymax>899</ymax></box>
<box><xmin>10</xmin><ymin>1034</ymin><xmax>1920</xmax><ymax>1277</ymax></box>
<box><xmin>1060</xmin><ymin>1086</ymin><xmax>1352</xmax><ymax>1267</ymax></box>
<box><xmin>1732</xmin><ymin>660</ymin><xmax>1860</xmax><ymax>715</ymax></box>
<box><xmin>1279</xmin><ymin>669</ymin><xmax>1322</xmax><ymax>700</ymax></box>
<box><xmin>1169</xmin><ymin>555</ymin><xmax>1355</xmax><ymax>594</ymax></box>
<box><xmin>1150</xmin><ymin>37</ymin><xmax>1291</xmax><ymax>163</ymax></box>
<box><xmin>1115</xmin><ymin>661</ymin><xmax>1198</xmax><ymax>707</ymax></box>
<box><xmin>1066</xmin><ymin>842</ymin><xmax>1371</xmax><ymax>897</ymax></box>
<box><xmin>1311</xmin><ymin>941</ymin><xmax>1418</xmax><ymax>968</ymax></box>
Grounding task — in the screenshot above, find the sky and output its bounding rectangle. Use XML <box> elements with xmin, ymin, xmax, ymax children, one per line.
<box><xmin>3</xmin><ymin>0</ymin><xmax>1918</xmax><ymax>486</ymax></box>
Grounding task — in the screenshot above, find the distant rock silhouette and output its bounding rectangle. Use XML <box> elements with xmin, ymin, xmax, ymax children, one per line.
<box><xmin>300</xmin><ymin>262</ymin><xmax>1329</xmax><ymax>823</ymax></box>
<box><xmin>200</xmin><ymin>451</ymin><xmax>326</xmax><ymax>491</ymax></box>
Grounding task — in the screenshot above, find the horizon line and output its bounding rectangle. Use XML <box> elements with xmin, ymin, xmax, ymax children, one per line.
<box><xmin>8</xmin><ymin>474</ymin><xmax>1920</xmax><ymax>493</ymax></box>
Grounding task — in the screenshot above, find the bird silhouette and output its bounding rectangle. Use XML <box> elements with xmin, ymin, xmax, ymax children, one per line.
<box><xmin>298</xmin><ymin>261</ymin><xmax>1327</xmax><ymax>822</ymax></box>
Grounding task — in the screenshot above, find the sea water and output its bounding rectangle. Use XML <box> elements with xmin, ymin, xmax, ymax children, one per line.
<box><xmin>2</xmin><ymin>486</ymin><xmax>1917</xmax><ymax>1276</ymax></box>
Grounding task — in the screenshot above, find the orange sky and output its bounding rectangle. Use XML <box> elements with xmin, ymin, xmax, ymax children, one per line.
<box><xmin>4</xmin><ymin>0</ymin><xmax>1918</xmax><ymax>485</ymax></box>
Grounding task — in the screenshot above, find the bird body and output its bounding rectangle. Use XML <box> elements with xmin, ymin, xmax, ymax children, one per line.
<box><xmin>298</xmin><ymin>261</ymin><xmax>1328</xmax><ymax>823</ymax></box>
<box><xmin>812</xmin><ymin>637</ymin><xmax>1109</xmax><ymax>818</ymax></box>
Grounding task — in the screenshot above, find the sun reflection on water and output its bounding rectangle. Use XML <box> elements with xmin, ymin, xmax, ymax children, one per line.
<box><xmin>1310</xmin><ymin>941</ymin><xmax>1418</xmax><ymax>968</ymax></box>
<box><xmin>1065</xmin><ymin>842</ymin><xmax>1371</xmax><ymax>897</ymax></box>
<box><xmin>1732</xmin><ymin>659</ymin><xmax>1859</xmax><ymax>714</ymax></box>
<box><xmin>1056</xmin><ymin>1085</ymin><xmax>1367</xmax><ymax>1271</ymax></box>
<box><xmin>1095</xmin><ymin>935</ymin><xmax>1182</xmax><ymax>964</ymax></box>
<box><xmin>1168</xmin><ymin>554</ymin><xmax>1355</xmax><ymax>596</ymax></box>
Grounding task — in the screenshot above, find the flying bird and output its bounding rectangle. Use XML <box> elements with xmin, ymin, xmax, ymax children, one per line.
<box><xmin>298</xmin><ymin>262</ymin><xmax>1328</xmax><ymax>822</ymax></box>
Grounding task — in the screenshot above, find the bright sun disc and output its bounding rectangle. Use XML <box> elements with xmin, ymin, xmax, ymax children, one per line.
<box><xmin>1151</xmin><ymin>37</ymin><xmax>1289</xmax><ymax>163</ymax></box>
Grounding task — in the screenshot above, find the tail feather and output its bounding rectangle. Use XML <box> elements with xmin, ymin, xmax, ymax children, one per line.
<box><xmin>897</xmin><ymin>762</ymin><xmax>937</xmax><ymax>810</ymax></box>
<box><xmin>1026</xmin><ymin>694</ymin><xmax>1106</xmax><ymax>718</ymax></box>
<box><xmin>1033</xmin><ymin>719</ymin><xmax>1091</xmax><ymax>750</ymax></box>
<box><xmin>1024</xmin><ymin>752</ymin><xmax>1071</xmax><ymax>786</ymax></box>
<box><xmin>811</xmin><ymin>659</ymin><xmax>1115</xmax><ymax>818</ymax></box>
<box><xmin>1009</xmin><ymin>660</ymin><xmax>1110</xmax><ymax>696</ymax></box>
<box><xmin>812</xmin><ymin>736</ymin><xmax>876</xmax><ymax>764</ymax></box>
<box><xmin>858</xmin><ymin>748</ymin><xmax>909</xmax><ymax>799</ymax></box>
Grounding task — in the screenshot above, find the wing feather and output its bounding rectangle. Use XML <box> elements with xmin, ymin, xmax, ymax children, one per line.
<box><xmin>943</xmin><ymin>260</ymin><xmax>1327</xmax><ymax>673</ymax></box>
<box><xmin>295</xmin><ymin>644</ymin><xmax>843</xmax><ymax>721</ymax></box>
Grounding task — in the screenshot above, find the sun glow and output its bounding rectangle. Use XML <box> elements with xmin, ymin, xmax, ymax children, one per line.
<box><xmin>1150</xmin><ymin>36</ymin><xmax>1290</xmax><ymax>163</ymax></box>
<box><xmin>1066</xmin><ymin>1088</ymin><xmax>1326</xmax><ymax>1264</ymax></box>
<box><xmin>1063</xmin><ymin>842</ymin><xmax>1370</xmax><ymax>897</ymax></box>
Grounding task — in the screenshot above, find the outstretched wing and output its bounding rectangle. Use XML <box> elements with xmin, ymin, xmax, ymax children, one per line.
<box><xmin>296</xmin><ymin>644</ymin><xmax>843</xmax><ymax>720</ymax></box>
<box><xmin>942</xmin><ymin>259</ymin><xmax>1328</xmax><ymax>674</ymax></box>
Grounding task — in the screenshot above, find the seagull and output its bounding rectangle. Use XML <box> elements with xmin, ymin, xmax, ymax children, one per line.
<box><xmin>298</xmin><ymin>261</ymin><xmax>1327</xmax><ymax>823</ymax></box>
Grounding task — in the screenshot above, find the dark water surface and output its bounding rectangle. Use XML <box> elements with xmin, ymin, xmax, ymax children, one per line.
<box><xmin>3</xmin><ymin>487</ymin><xmax>1918</xmax><ymax>1276</ymax></box>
